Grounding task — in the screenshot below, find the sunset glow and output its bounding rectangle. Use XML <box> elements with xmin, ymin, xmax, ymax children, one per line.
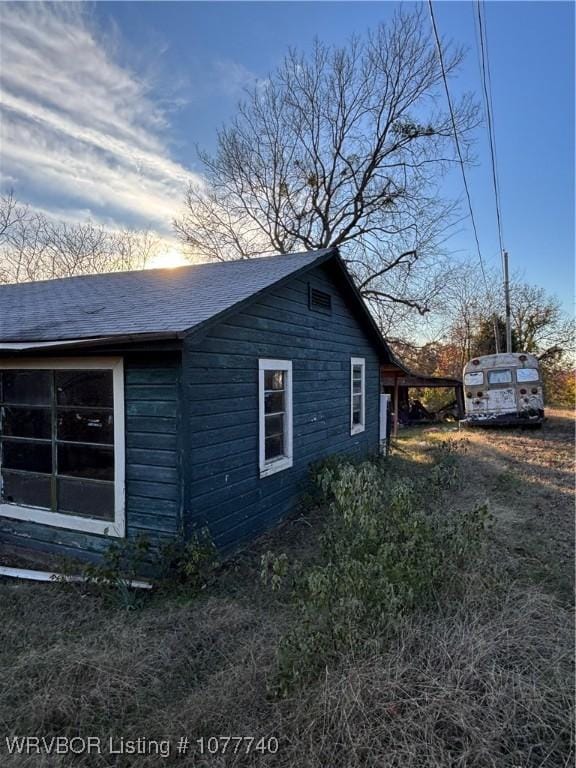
<box><xmin>147</xmin><ymin>247</ymin><xmax>189</xmax><ymax>270</ymax></box>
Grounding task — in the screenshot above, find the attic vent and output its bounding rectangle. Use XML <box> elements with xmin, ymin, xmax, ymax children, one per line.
<box><xmin>309</xmin><ymin>286</ymin><xmax>332</xmax><ymax>313</ymax></box>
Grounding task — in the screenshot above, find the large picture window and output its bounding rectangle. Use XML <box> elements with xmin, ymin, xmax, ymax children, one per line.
<box><xmin>258</xmin><ymin>359</ymin><xmax>293</xmax><ymax>477</ymax></box>
<box><xmin>350</xmin><ymin>357</ymin><xmax>365</xmax><ymax>435</ymax></box>
<box><xmin>0</xmin><ymin>358</ymin><xmax>125</xmax><ymax>536</ymax></box>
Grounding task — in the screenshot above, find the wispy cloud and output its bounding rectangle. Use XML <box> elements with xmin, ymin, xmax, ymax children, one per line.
<box><xmin>0</xmin><ymin>2</ymin><xmax>197</xmax><ymax>234</ymax></box>
<box><xmin>213</xmin><ymin>59</ymin><xmax>269</xmax><ymax>98</ymax></box>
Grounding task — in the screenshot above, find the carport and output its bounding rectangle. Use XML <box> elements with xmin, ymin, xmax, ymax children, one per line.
<box><xmin>380</xmin><ymin>366</ymin><xmax>465</xmax><ymax>436</ymax></box>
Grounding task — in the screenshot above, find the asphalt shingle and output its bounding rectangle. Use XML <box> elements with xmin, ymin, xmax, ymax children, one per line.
<box><xmin>0</xmin><ymin>248</ymin><xmax>335</xmax><ymax>342</ymax></box>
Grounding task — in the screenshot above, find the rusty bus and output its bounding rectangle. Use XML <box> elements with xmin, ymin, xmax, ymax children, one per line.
<box><xmin>462</xmin><ymin>352</ymin><xmax>544</xmax><ymax>427</ymax></box>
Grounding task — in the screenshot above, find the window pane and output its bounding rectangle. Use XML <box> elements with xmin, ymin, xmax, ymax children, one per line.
<box><xmin>57</xmin><ymin>410</ymin><xmax>113</xmax><ymax>445</ymax></box>
<box><xmin>265</xmin><ymin>434</ymin><xmax>284</xmax><ymax>461</ymax></box>
<box><xmin>264</xmin><ymin>370</ymin><xmax>285</xmax><ymax>391</ymax></box>
<box><xmin>264</xmin><ymin>391</ymin><xmax>284</xmax><ymax>414</ymax></box>
<box><xmin>56</xmin><ymin>370</ymin><xmax>113</xmax><ymax>407</ymax></box>
<box><xmin>1</xmin><ymin>470</ymin><xmax>51</xmax><ymax>509</ymax></box>
<box><xmin>265</xmin><ymin>413</ymin><xmax>284</xmax><ymax>438</ymax></box>
<box><xmin>1</xmin><ymin>439</ymin><xmax>52</xmax><ymax>473</ymax></box>
<box><xmin>352</xmin><ymin>380</ymin><xmax>362</xmax><ymax>395</ymax></box>
<box><xmin>57</xmin><ymin>444</ymin><xmax>114</xmax><ymax>481</ymax></box>
<box><xmin>1</xmin><ymin>371</ymin><xmax>51</xmax><ymax>405</ymax></box>
<box><xmin>352</xmin><ymin>393</ymin><xmax>362</xmax><ymax>426</ymax></box>
<box><xmin>58</xmin><ymin>478</ymin><xmax>114</xmax><ymax>521</ymax></box>
<box><xmin>352</xmin><ymin>365</ymin><xmax>363</xmax><ymax>381</ymax></box>
<box><xmin>488</xmin><ymin>369</ymin><xmax>512</xmax><ymax>384</ymax></box>
<box><xmin>1</xmin><ymin>407</ymin><xmax>51</xmax><ymax>439</ymax></box>
<box><xmin>464</xmin><ymin>371</ymin><xmax>484</xmax><ymax>386</ymax></box>
<box><xmin>516</xmin><ymin>368</ymin><xmax>539</xmax><ymax>383</ymax></box>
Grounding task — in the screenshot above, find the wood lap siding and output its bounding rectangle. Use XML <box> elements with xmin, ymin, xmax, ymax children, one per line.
<box><xmin>124</xmin><ymin>357</ymin><xmax>182</xmax><ymax>543</ymax></box>
<box><xmin>0</xmin><ymin>260</ymin><xmax>382</xmax><ymax>565</ymax></box>
<box><xmin>0</xmin><ymin>356</ymin><xmax>182</xmax><ymax>563</ymax></box>
<box><xmin>183</xmin><ymin>262</ymin><xmax>380</xmax><ymax>551</ymax></box>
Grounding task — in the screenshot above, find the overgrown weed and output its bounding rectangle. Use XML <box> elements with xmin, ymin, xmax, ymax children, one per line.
<box><xmin>262</xmin><ymin>443</ymin><xmax>493</xmax><ymax>695</ymax></box>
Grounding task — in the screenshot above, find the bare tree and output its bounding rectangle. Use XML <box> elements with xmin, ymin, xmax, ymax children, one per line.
<box><xmin>0</xmin><ymin>191</ymin><xmax>28</xmax><ymax>246</ymax></box>
<box><xmin>0</xmin><ymin>193</ymin><xmax>161</xmax><ymax>284</ymax></box>
<box><xmin>174</xmin><ymin>8</ymin><xmax>479</xmax><ymax>324</ymax></box>
<box><xmin>421</xmin><ymin>259</ymin><xmax>574</xmax><ymax>369</ymax></box>
<box><xmin>510</xmin><ymin>282</ymin><xmax>574</xmax><ymax>359</ymax></box>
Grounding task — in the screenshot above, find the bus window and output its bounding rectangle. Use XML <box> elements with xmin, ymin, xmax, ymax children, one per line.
<box><xmin>487</xmin><ymin>369</ymin><xmax>512</xmax><ymax>384</ymax></box>
<box><xmin>516</xmin><ymin>368</ymin><xmax>539</xmax><ymax>383</ymax></box>
<box><xmin>464</xmin><ymin>371</ymin><xmax>484</xmax><ymax>385</ymax></box>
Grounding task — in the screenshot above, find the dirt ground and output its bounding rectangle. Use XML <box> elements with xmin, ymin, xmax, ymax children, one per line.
<box><xmin>0</xmin><ymin>407</ymin><xmax>573</xmax><ymax>767</ymax></box>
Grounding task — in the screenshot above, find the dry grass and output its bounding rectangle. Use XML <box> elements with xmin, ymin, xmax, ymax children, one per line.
<box><xmin>0</xmin><ymin>410</ymin><xmax>573</xmax><ymax>767</ymax></box>
<box><xmin>286</xmin><ymin>582</ymin><xmax>573</xmax><ymax>768</ymax></box>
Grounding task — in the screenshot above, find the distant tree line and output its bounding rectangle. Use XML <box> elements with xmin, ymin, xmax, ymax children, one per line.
<box><xmin>394</xmin><ymin>265</ymin><xmax>574</xmax><ymax>407</ymax></box>
<box><xmin>0</xmin><ymin>192</ymin><xmax>160</xmax><ymax>284</ymax></box>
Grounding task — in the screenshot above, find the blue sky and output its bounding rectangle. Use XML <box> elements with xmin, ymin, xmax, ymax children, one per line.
<box><xmin>0</xmin><ymin>1</ymin><xmax>573</xmax><ymax>310</ymax></box>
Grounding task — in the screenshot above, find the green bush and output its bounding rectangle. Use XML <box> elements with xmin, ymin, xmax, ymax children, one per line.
<box><xmin>156</xmin><ymin>527</ymin><xmax>218</xmax><ymax>593</ymax></box>
<box><xmin>270</xmin><ymin>448</ymin><xmax>492</xmax><ymax>695</ymax></box>
<box><xmin>81</xmin><ymin>535</ymin><xmax>152</xmax><ymax>610</ymax></box>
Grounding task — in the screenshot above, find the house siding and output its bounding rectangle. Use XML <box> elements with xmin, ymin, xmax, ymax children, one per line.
<box><xmin>182</xmin><ymin>261</ymin><xmax>381</xmax><ymax>551</ymax></box>
<box><xmin>0</xmin><ymin>354</ymin><xmax>182</xmax><ymax>564</ymax></box>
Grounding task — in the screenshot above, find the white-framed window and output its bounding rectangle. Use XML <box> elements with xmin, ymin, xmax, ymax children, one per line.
<box><xmin>350</xmin><ymin>357</ymin><xmax>365</xmax><ymax>435</ymax></box>
<box><xmin>258</xmin><ymin>359</ymin><xmax>293</xmax><ymax>478</ymax></box>
<box><xmin>0</xmin><ymin>357</ymin><xmax>125</xmax><ymax>537</ymax></box>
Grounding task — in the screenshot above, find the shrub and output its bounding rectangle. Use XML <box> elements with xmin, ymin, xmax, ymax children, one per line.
<box><xmin>156</xmin><ymin>527</ymin><xmax>218</xmax><ymax>593</ymax></box>
<box><xmin>271</xmin><ymin>449</ymin><xmax>492</xmax><ymax>695</ymax></box>
<box><xmin>81</xmin><ymin>535</ymin><xmax>152</xmax><ymax>610</ymax></box>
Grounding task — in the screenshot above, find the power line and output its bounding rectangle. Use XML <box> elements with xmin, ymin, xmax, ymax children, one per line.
<box><xmin>475</xmin><ymin>0</ymin><xmax>505</xmax><ymax>260</ymax></box>
<box><xmin>427</xmin><ymin>0</ymin><xmax>500</xmax><ymax>351</ymax></box>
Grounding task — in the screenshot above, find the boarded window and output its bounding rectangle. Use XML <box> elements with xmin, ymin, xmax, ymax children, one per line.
<box><xmin>0</xmin><ymin>368</ymin><xmax>115</xmax><ymax>521</ymax></box>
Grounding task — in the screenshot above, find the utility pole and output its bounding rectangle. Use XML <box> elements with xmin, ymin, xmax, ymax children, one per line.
<box><xmin>503</xmin><ymin>250</ymin><xmax>512</xmax><ymax>353</ymax></box>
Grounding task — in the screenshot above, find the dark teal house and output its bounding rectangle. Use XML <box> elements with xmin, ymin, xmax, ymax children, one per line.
<box><xmin>0</xmin><ymin>248</ymin><xmax>401</xmax><ymax>565</ymax></box>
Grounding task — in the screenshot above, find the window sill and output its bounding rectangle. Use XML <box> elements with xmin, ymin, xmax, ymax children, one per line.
<box><xmin>259</xmin><ymin>456</ymin><xmax>293</xmax><ymax>478</ymax></box>
<box><xmin>0</xmin><ymin>502</ymin><xmax>125</xmax><ymax>537</ymax></box>
<box><xmin>350</xmin><ymin>424</ymin><xmax>366</xmax><ymax>436</ymax></box>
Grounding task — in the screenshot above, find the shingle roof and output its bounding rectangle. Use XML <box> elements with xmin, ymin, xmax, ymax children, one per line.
<box><xmin>0</xmin><ymin>248</ymin><xmax>337</xmax><ymax>343</ymax></box>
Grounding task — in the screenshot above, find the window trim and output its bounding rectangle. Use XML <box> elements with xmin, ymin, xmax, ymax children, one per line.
<box><xmin>350</xmin><ymin>357</ymin><xmax>366</xmax><ymax>435</ymax></box>
<box><xmin>258</xmin><ymin>359</ymin><xmax>293</xmax><ymax>478</ymax></box>
<box><xmin>0</xmin><ymin>357</ymin><xmax>125</xmax><ymax>537</ymax></box>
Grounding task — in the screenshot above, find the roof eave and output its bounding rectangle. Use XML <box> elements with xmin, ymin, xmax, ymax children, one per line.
<box><xmin>0</xmin><ymin>331</ymin><xmax>184</xmax><ymax>353</ymax></box>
